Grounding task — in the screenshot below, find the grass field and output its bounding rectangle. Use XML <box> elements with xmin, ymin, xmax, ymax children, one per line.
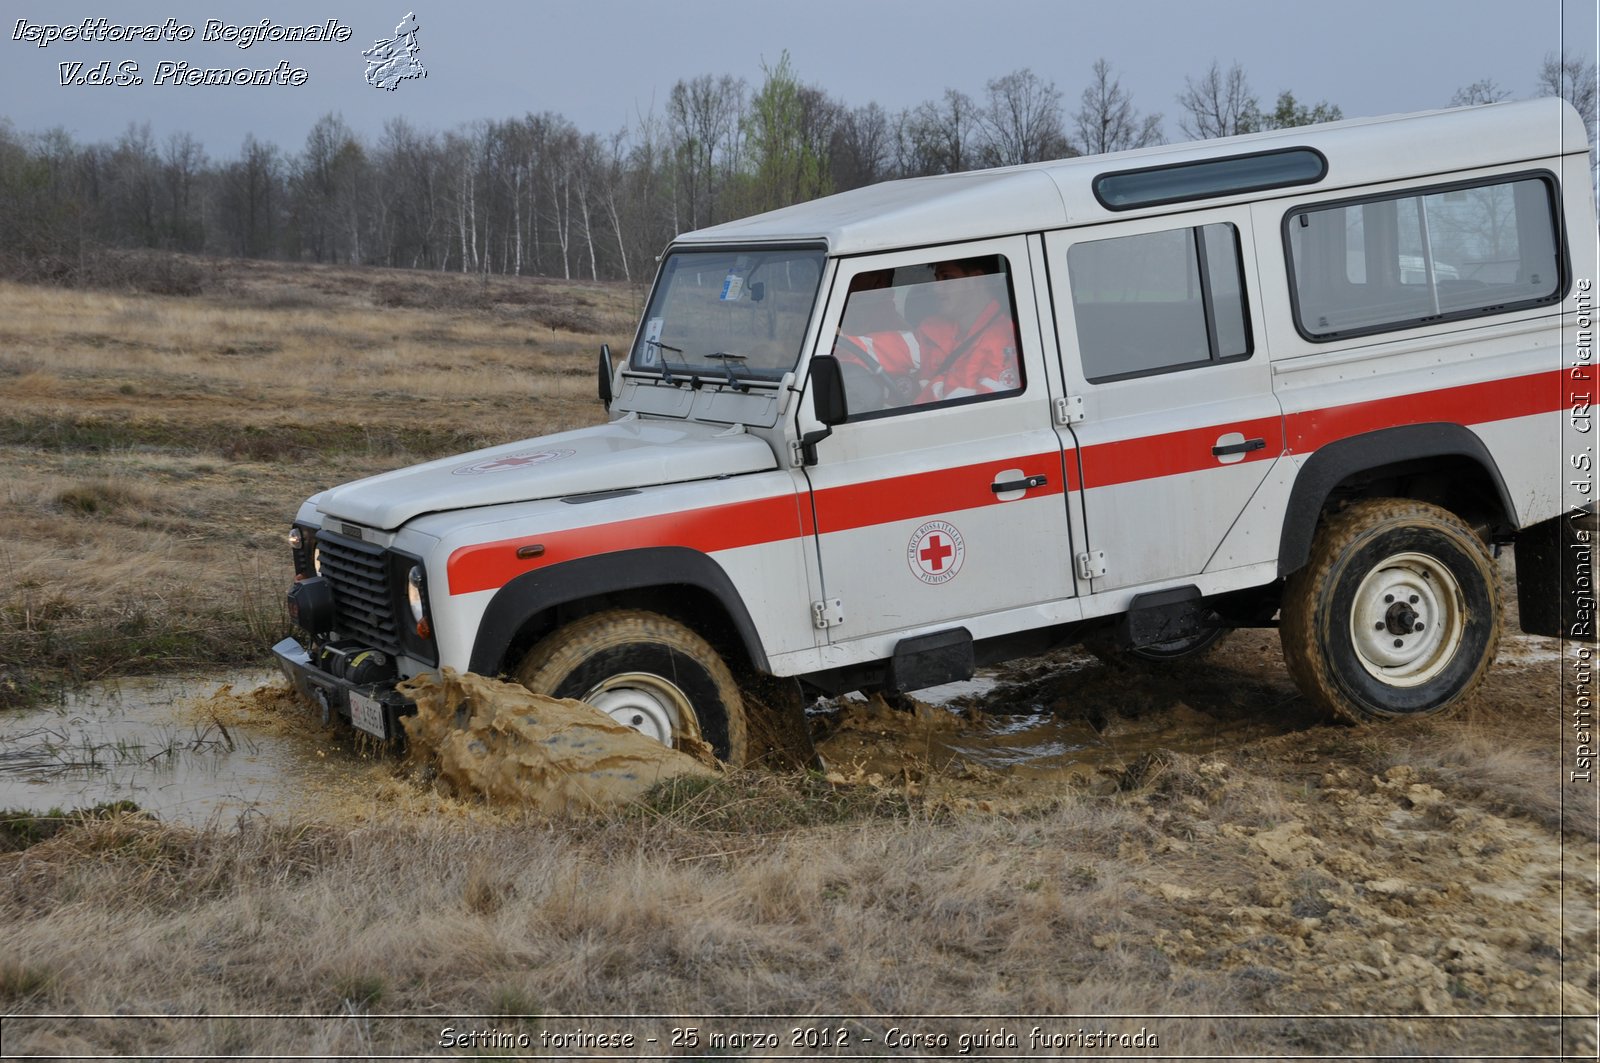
<box><xmin>0</xmin><ymin>258</ymin><xmax>635</xmax><ymax>697</ymax></box>
<box><xmin>0</xmin><ymin>258</ymin><xmax>1593</xmax><ymax>1058</ymax></box>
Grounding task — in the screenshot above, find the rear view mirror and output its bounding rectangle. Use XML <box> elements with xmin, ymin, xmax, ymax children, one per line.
<box><xmin>798</xmin><ymin>355</ymin><xmax>849</xmax><ymax>466</ymax></box>
<box><xmin>808</xmin><ymin>354</ymin><xmax>848</xmax><ymax>426</ymax></box>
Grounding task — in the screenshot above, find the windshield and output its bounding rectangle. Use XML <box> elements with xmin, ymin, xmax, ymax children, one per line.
<box><xmin>631</xmin><ymin>247</ymin><xmax>825</xmax><ymax>383</ymax></box>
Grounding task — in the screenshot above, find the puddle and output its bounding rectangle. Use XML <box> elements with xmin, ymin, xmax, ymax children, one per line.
<box><xmin>0</xmin><ymin>672</ymin><xmax>311</xmax><ymax>826</ymax></box>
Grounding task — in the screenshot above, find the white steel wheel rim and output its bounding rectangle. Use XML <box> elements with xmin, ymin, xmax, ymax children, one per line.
<box><xmin>1348</xmin><ymin>551</ymin><xmax>1465</xmax><ymax>687</ymax></box>
<box><xmin>581</xmin><ymin>672</ymin><xmax>701</xmax><ymax>747</ymax></box>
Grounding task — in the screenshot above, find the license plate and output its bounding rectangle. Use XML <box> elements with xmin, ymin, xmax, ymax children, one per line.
<box><xmin>349</xmin><ymin>691</ymin><xmax>387</xmax><ymax>740</ymax></box>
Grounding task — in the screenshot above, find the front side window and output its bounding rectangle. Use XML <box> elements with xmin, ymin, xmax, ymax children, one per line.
<box><xmin>832</xmin><ymin>255</ymin><xmax>1023</xmax><ymax>418</ymax></box>
<box><xmin>1067</xmin><ymin>222</ymin><xmax>1252</xmax><ymax>383</ymax></box>
<box><xmin>631</xmin><ymin>247</ymin><xmax>825</xmax><ymax>383</ymax></box>
<box><xmin>1286</xmin><ymin>175</ymin><xmax>1563</xmax><ymax>340</ymax></box>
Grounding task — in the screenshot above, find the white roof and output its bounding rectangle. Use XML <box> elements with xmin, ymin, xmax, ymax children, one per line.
<box><xmin>675</xmin><ymin>98</ymin><xmax>1590</xmax><ymax>256</ymax></box>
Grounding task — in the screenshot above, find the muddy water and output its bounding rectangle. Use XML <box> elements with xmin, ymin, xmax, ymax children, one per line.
<box><xmin>0</xmin><ymin>672</ymin><xmax>311</xmax><ymax>826</ymax></box>
<box><xmin>812</xmin><ymin>642</ymin><xmax>1322</xmax><ymax>793</ymax></box>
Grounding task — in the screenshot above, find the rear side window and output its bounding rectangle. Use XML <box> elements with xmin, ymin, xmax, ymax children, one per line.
<box><xmin>1067</xmin><ymin>222</ymin><xmax>1252</xmax><ymax>383</ymax></box>
<box><xmin>1286</xmin><ymin>174</ymin><xmax>1564</xmax><ymax>340</ymax></box>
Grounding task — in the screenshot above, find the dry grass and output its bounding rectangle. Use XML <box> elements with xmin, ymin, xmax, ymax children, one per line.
<box><xmin>0</xmin><ymin>786</ymin><xmax>1263</xmax><ymax>1055</ymax></box>
<box><xmin>0</xmin><ymin>259</ymin><xmax>634</xmax><ymax>689</ymax></box>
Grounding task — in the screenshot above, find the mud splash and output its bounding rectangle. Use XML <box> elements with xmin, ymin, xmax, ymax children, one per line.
<box><xmin>399</xmin><ymin>669</ymin><xmax>716</xmax><ymax>813</ymax></box>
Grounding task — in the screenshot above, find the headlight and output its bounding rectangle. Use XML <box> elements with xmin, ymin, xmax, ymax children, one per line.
<box><xmin>287</xmin><ymin>526</ymin><xmax>304</xmax><ymax>550</ymax></box>
<box><xmin>407</xmin><ymin>565</ymin><xmax>428</xmax><ymax>624</ymax></box>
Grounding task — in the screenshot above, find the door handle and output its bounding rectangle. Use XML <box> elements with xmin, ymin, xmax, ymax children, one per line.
<box><xmin>991</xmin><ymin>474</ymin><xmax>1049</xmax><ymax>493</ymax></box>
<box><xmin>1211</xmin><ymin>438</ymin><xmax>1265</xmax><ymax>457</ymax></box>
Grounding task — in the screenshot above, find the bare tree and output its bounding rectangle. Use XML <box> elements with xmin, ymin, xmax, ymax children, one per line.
<box><xmin>1451</xmin><ymin>79</ymin><xmax>1512</xmax><ymax>107</ymax></box>
<box><xmin>1539</xmin><ymin>50</ymin><xmax>1598</xmax><ymax>147</ymax></box>
<box><xmin>219</xmin><ymin>135</ymin><xmax>282</xmax><ymax>258</ymax></box>
<box><xmin>830</xmin><ymin>102</ymin><xmax>894</xmax><ymax>190</ymax></box>
<box><xmin>1177</xmin><ymin>61</ymin><xmax>1257</xmax><ymax>140</ymax></box>
<box><xmin>160</xmin><ymin>133</ymin><xmax>206</xmax><ymax>251</ymax></box>
<box><xmin>668</xmin><ymin>74</ymin><xmax>745</xmax><ymax>230</ymax></box>
<box><xmin>899</xmin><ymin>89</ymin><xmax>980</xmax><ymax>176</ymax></box>
<box><xmin>976</xmin><ymin>68</ymin><xmax>1070</xmax><ymax>166</ymax></box>
<box><xmin>1073</xmin><ymin>58</ymin><xmax>1161</xmax><ymax>156</ymax></box>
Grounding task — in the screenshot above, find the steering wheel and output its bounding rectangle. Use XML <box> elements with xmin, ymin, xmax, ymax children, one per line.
<box><xmin>832</xmin><ymin>334</ymin><xmax>892</xmax><ymax>412</ymax></box>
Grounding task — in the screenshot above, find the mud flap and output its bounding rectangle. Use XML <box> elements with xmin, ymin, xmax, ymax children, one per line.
<box><xmin>1120</xmin><ymin>586</ymin><xmax>1213</xmax><ymax>649</ymax></box>
<box><xmin>1515</xmin><ymin>508</ymin><xmax>1597</xmax><ymax>640</ymax></box>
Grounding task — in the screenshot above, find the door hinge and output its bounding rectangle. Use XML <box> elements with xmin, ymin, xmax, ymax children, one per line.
<box><xmin>811</xmin><ymin>598</ymin><xmax>845</xmax><ymax>630</ymax></box>
<box><xmin>1054</xmin><ymin>394</ymin><xmax>1085</xmax><ymax>425</ymax></box>
<box><xmin>1076</xmin><ymin>550</ymin><xmax>1107</xmax><ymax>581</ymax></box>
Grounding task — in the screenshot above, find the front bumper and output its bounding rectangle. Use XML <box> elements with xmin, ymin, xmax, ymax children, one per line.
<box><xmin>271</xmin><ymin>637</ymin><xmax>415</xmax><ymax>742</ymax></box>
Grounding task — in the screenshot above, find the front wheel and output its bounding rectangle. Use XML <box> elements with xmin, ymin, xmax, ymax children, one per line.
<box><xmin>514</xmin><ymin>610</ymin><xmax>749</xmax><ymax>764</ymax></box>
<box><xmin>1281</xmin><ymin>499</ymin><xmax>1500</xmax><ymax>723</ymax></box>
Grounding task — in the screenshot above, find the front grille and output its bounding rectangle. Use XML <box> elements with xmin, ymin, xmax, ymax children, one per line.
<box><xmin>315</xmin><ymin>531</ymin><xmax>402</xmax><ymax>653</ymax></box>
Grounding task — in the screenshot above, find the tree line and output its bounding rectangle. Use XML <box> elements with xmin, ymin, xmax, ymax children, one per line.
<box><xmin>0</xmin><ymin>51</ymin><xmax>1592</xmax><ymax>288</ymax></box>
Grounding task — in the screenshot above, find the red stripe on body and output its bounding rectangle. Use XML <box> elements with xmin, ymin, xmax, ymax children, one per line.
<box><xmin>1286</xmin><ymin>368</ymin><xmax>1566</xmax><ymax>451</ymax></box>
<box><xmin>1080</xmin><ymin>416</ymin><xmax>1283</xmax><ymax>489</ymax></box>
<box><xmin>444</xmin><ymin>369</ymin><xmax>1569</xmax><ymax>596</ymax></box>
<box><xmin>447</xmin><ymin>494</ymin><xmax>808</xmax><ymax>595</ymax></box>
<box><xmin>810</xmin><ymin>452</ymin><xmax>1070</xmax><ymax>532</ymax></box>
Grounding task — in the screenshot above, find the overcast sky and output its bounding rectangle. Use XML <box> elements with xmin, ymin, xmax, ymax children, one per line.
<box><xmin>2</xmin><ymin>0</ymin><xmax>1595</xmax><ymax>158</ymax></box>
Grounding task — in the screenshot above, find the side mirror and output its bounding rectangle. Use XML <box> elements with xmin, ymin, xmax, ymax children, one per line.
<box><xmin>799</xmin><ymin>355</ymin><xmax>849</xmax><ymax>466</ymax></box>
<box><xmin>597</xmin><ymin>343</ymin><xmax>614</xmax><ymax>410</ymax></box>
<box><xmin>808</xmin><ymin>354</ymin><xmax>848</xmax><ymax>426</ymax></box>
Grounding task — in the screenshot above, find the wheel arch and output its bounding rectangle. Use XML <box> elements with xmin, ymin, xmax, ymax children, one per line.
<box><xmin>468</xmin><ymin>546</ymin><xmax>770</xmax><ymax>678</ymax></box>
<box><xmin>1278</xmin><ymin>423</ymin><xmax>1518</xmax><ymax>579</ymax></box>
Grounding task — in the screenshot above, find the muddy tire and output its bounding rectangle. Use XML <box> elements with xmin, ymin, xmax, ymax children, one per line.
<box><xmin>1281</xmin><ymin>499</ymin><xmax>1500</xmax><ymax>723</ymax></box>
<box><xmin>514</xmin><ymin>610</ymin><xmax>749</xmax><ymax>764</ymax></box>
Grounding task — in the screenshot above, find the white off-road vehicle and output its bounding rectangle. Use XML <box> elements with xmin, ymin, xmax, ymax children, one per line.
<box><xmin>275</xmin><ymin>98</ymin><xmax>1596</xmax><ymax>763</ymax></box>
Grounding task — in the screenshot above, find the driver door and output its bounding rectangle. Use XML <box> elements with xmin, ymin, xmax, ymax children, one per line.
<box><xmin>801</xmin><ymin>239</ymin><xmax>1079</xmax><ymax>646</ymax></box>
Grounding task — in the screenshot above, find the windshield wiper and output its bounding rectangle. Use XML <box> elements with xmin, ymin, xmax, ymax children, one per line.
<box><xmin>643</xmin><ymin>339</ymin><xmax>683</xmax><ymax>386</ymax></box>
<box><xmin>706</xmin><ymin>352</ymin><xmax>750</xmax><ymax>392</ymax></box>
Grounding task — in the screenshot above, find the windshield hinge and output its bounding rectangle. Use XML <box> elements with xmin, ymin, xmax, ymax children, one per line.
<box><xmin>1054</xmin><ymin>395</ymin><xmax>1086</xmax><ymax>426</ymax></box>
<box><xmin>811</xmin><ymin>598</ymin><xmax>845</xmax><ymax>630</ymax></box>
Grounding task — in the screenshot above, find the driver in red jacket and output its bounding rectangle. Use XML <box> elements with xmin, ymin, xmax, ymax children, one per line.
<box><xmin>916</xmin><ymin>257</ymin><xmax>1021</xmax><ymax>402</ymax></box>
<box><xmin>835</xmin><ymin>258</ymin><xmax>1020</xmax><ymax>411</ymax></box>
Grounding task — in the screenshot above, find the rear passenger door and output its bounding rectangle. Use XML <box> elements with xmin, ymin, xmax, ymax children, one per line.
<box><xmin>1045</xmin><ymin>208</ymin><xmax>1284</xmax><ymax>592</ymax></box>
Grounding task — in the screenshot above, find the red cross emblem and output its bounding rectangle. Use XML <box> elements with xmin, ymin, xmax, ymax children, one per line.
<box><xmin>919</xmin><ymin>534</ymin><xmax>954</xmax><ymax>571</ymax></box>
<box><xmin>452</xmin><ymin>448</ymin><xmax>575</xmax><ymax>476</ymax></box>
<box><xmin>907</xmin><ymin>520</ymin><xmax>965</xmax><ymax>585</ymax></box>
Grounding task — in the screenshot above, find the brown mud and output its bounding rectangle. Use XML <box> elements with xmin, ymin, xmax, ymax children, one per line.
<box><xmin>397</xmin><ymin>669</ymin><xmax>716</xmax><ymax>814</ymax></box>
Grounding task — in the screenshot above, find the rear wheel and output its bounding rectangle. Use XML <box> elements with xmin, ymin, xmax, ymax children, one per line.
<box><xmin>1126</xmin><ymin>627</ymin><xmax>1230</xmax><ymax>662</ymax></box>
<box><xmin>1087</xmin><ymin>626</ymin><xmax>1230</xmax><ymax>667</ymax></box>
<box><xmin>514</xmin><ymin>610</ymin><xmax>749</xmax><ymax>764</ymax></box>
<box><xmin>1281</xmin><ymin>499</ymin><xmax>1500</xmax><ymax>722</ymax></box>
